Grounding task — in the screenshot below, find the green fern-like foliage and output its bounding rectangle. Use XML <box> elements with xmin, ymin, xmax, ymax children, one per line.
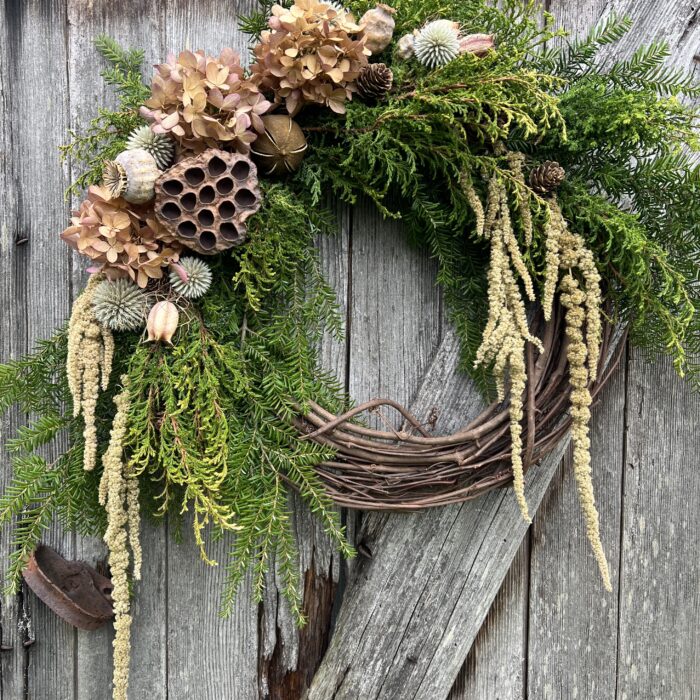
<box><xmin>0</xmin><ymin>186</ymin><xmax>352</xmax><ymax>618</ymax></box>
<box><xmin>0</xmin><ymin>333</ymin><xmax>110</xmax><ymax>590</ymax></box>
<box><xmin>534</xmin><ymin>15</ymin><xmax>700</xmax><ymax>384</ymax></box>
<box><xmin>60</xmin><ymin>36</ymin><xmax>150</xmax><ymax>196</ymax></box>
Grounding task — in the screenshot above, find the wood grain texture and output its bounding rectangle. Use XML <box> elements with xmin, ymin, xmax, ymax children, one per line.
<box><xmin>65</xmin><ymin>3</ymin><xmax>167</xmax><ymax>699</ymax></box>
<box><xmin>446</xmin><ymin>3</ymin><xmax>700</xmax><ymax>697</ymax></box>
<box><xmin>526</xmin><ymin>361</ymin><xmax>626</xmax><ymax>700</ymax></box>
<box><xmin>617</xmin><ymin>350</ymin><xmax>700</xmax><ymax>699</ymax></box>
<box><xmin>0</xmin><ymin>1</ymin><xmax>698</xmax><ymax>699</ymax></box>
<box><xmin>348</xmin><ymin>198</ymin><xmax>442</xmax><ymax>414</ymax></box>
<box><xmin>448</xmin><ymin>542</ymin><xmax>529</xmax><ymax>700</ymax></box>
<box><xmin>0</xmin><ymin>3</ymin><xmax>31</xmax><ymax>697</ymax></box>
<box><xmin>257</xmin><ymin>203</ymin><xmax>351</xmax><ymax>699</ymax></box>
<box><xmin>7</xmin><ymin>2</ymin><xmax>75</xmax><ymax>698</ymax></box>
<box><xmin>160</xmin><ymin>5</ymin><xmax>260</xmax><ymax>699</ymax></box>
<box><xmin>307</xmin><ymin>324</ymin><xmax>618</xmax><ymax>699</ymax></box>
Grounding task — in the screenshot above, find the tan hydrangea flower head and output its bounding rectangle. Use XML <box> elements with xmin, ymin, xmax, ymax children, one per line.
<box><xmin>61</xmin><ymin>186</ymin><xmax>182</xmax><ymax>288</ymax></box>
<box><xmin>140</xmin><ymin>48</ymin><xmax>272</xmax><ymax>153</ymax></box>
<box><xmin>251</xmin><ymin>0</ymin><xmax>371</xmax><ymax>115</ymax></box>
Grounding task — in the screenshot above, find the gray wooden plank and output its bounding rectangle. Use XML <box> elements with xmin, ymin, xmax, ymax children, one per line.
<box><xmin>64</xmin><ymin>3</ymin><xmax>167</xmax><ymax>698</ymax></box>
<box><xmin>348</xmin><ymin>199</ymin><xmax>442</xmax><ymax>415</ymax></box>
<box><xmin>259</xmin><ymin>202</ymin><xmax>351</xmax><ymax>698</ymax></box>
<box><xmin>160</xmin><ymin>5</ymin><xmax>260</xmax><ymax>698</ymax></box>
<box><xmin>527</xmin><ymin>361</ymin><xmax>626</xmax><ymax>700</ymax></box>
<box><xmin>443</xmin><ymin>3</ymin><xmax>611</xmax><ymax>694</ymax></box>
<box><xmin>0</xmin><ymin>2</ymin><xmax>32</xmax><ymax>696</ymax></box>
<box><xmin>448</xmin><ymin>542</ymin><xmax>529</xmax><ymax>700</ymax></box>
<box><xmin>616</xmin><ymin>350</ymin><xmax>700</xmax><ymax>699</ymax></box>
<box><xmin>445</xmin><ymin>3</ymin><xmax>700</xmax><ymax>696</ymax></box>
<box><xmin>305</xmin><ymin>195</ymin><xmax>443</xmax><ymax>697</ymax></box>
<box><xmin>5</xmin><ymin>1</ymin><xmax>76</xmax><ymax>697</ymax></box>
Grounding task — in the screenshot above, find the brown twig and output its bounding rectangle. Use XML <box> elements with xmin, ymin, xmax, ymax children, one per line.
<box><xmin>290</xmin><ymin>303</ymin><xmax>622</xmax><ymax>509</ymax></box>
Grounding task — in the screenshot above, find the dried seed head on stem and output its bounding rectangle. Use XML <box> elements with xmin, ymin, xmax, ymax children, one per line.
<box><xmin>560</xmin><ymin>274</ymin><xmax>611</xmax><ymax>591</ymax></box>
<box><xmin>99</xmin><ymin>376</ymin><xmax>142</xmax><ymax>700</ymax></box>
<box><xmin>67</xmin><ymin>275</ymin><xmax>115</xmax><ymax>471</ymax></box>
<box><xmin>473</xmin><ymin>171</ymin><xmax>542</xmax><ymax>522</ymax></box>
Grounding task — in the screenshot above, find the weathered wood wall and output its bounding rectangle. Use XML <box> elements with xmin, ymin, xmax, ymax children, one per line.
<box><xmin>0</xmin><ymin>1</ymin><xmax>698</xmax><ymax>698</ymax></box>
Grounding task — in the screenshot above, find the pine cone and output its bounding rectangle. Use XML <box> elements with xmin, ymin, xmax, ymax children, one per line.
<box><xmin>529</xmin><ymin>161</ymin><xmax>566</xmax><ymax>194</ymax></box>
<box><xmin>356</xmin><ymin>63</ymin><xmax>393</xmax><ymax>100</ymax></box>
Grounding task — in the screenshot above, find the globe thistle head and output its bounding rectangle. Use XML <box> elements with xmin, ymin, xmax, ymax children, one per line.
<box><xmin>92</xmin><ymin>278</ymin><xmax>149</xmax><ymax>331</ymax></box>
<box><xmin>414</xmin><ymin>19</ymin><xmax>460</xmax><ymax>69</ymax></box>
<box><xmin>322</xmin><ymin>0</ymin><xmax>347</xmax><ymax>14</ymax></box>
<box><xmin>126</xmin><ymin>125</ymin><xmax>175</xmax><ymax>170</ymax></box>
<box><xmin>169</xmin><ymin>257</ymin><xmax>213</xmax><ymax>299</ymax></box>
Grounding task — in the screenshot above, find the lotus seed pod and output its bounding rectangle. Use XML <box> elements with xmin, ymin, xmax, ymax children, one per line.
<box><xmin>359</xmin><ymin>3</ymin><xmax>396</xmax><ymax>55</ymax></box>
<box><xmin>251</xmin><ymin>115</ymin><xmax>308</xmax><ymax>176</ymax></box>
<box><xmin>146</xmin><ymin>301</ymin><xmax>179</xmax><ymax>344</ymax></box>
<box><xmin>103</xmin><ymin>148</ymin><xmax>160</xmax><ymax>204</ymax></box>
<box><xmin>155</xmin><ymin>149</ymin><xmax>261</xmax><ymax>255</ymax></box>
<box><xmin>396</xmin><ymin>33</ymin><xmax>416</xmax><ymax>60</ymax></box>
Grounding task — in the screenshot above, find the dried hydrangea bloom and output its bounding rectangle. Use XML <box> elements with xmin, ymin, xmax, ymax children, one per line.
<box><xmin>61</xmin><ymin>186</ymin><xmax>182</xmax><ymax>288</ymax></box>
<box><xmin>251</xmin><ymin>0</ymin><xmax>370</xmax><ymax>115</ymax></box>
<box><xmin>140</xmin><ymin>49</ymin><xmax>271</xmax><ymax>153</ymax></box>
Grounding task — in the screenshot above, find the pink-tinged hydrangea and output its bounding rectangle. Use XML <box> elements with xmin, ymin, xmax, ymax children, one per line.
<box><xmin>140</xmin><ymin>49</ymin><xmax>272</xmax><ymax>153</ymax></box>
<box><xmin>250</xmin><ymin>0</ymin><xmax>370</xmax><ymax>115</ymax></box>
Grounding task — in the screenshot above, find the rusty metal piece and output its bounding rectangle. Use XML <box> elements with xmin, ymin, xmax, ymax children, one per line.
<box><xmin>22</xmin><ymin>545</ymin><xmax>114</xmax><ymax>631</ymax></box>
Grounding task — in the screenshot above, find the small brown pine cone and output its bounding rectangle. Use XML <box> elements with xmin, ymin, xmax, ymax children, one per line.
<box><xmin>529</xmin><ymin>161</ymin><xmax>566</xmax><ymax>194</ymax></box>
<box><xmin>356</xmin><ymin>63</ymin><xmax>393</xmax><ymax>100</ymax></box>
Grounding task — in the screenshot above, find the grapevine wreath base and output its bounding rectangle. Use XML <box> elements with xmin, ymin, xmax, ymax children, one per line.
<box><xmin>299</xmin><ymin>307</ymin><xmax>625</xmax><ymax>510</ymax></box>
<box><xmin>0</xmin><ymin>0</ymin><xmax>698</xmax><ymax>698</ymax></box>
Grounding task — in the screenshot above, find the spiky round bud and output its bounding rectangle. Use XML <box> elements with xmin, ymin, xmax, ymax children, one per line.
<box><xmin>414</xmin><ymin>19</ymin><xmax>460</xmax><ymax>69</ymax></box>
<box><xmin>323</xmin><ymin>0</ymin><xmax>347</xmax><ymax>13</ymax></box>
<box><xmin>92</xmin><ymin>278</ymin><xmax>149</xmax><ymax>331</ymax></box>
<box><xmin>169</xmin><ymin>257</ymin><xmax>213</xmax><ymax>299</ymax></box>
<box><xmin>126</xmin><ymin>125</ymin><xmax>175</xmax><ymax>170</ymax></box>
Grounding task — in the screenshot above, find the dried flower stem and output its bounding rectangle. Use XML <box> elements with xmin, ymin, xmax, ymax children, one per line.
<box><xmin>545</xmin><ymin>199</ymin><xmax>603</xmax><ymax>378</ymax></box>
<box><xmin>460</xmin><ymin>176</ymin><xmax>485</xmax><ymax>237</ymax></box>
<box><xmin>474</xmin><ymin>173</ymin><xmax>542</xmax><ymax>522</ymax></box>
<box><xmin>67</xmin><ymin>275</ymin><xmax>114</xmax><ymax>470</ymax></box>
<box><xmin>506</xmin><ymin>152</ymin><xmax>533</xmax><ymax>246</ymax></box>
<box><xmin>542</xmin><ymin>201</ymin><xmax>564</xmax><ymax>320</ymax></box>
<box><xmin>99</xmin><ymin>376</ymin><xmax>141</xmax><ymax>700</ymax></box>
<box><xmin>560</xmin><ymin>275</ymin><xmax>612</xmax><ymax>591</ymax></box>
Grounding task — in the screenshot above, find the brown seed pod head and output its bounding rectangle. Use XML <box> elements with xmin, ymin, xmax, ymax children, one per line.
<box><xmin>251</xmin><ymin>115</ymin><xmax>308</xmax><ymax>176</ymax></box>
<box><xmin>103</xmin><ymin>149</ymin><xmax>160</xmax><ymax>204</ymax></box>
<box><xmin>155</xmin><ymin>148</ymin><xmax>261</xmax><ymax>255</ymax></box>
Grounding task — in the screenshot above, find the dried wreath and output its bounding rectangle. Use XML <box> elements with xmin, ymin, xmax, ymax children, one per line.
<box><xmin>1</xmin><ymin>1</ymin><xmax>699</xmax><ymax>698</ymax></box>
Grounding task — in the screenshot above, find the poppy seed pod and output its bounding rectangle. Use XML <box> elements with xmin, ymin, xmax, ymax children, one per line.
<box><xmin>359</xmin><ymin>4</ymin><xmax>396</xmax><ymax>55</ymax></box>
